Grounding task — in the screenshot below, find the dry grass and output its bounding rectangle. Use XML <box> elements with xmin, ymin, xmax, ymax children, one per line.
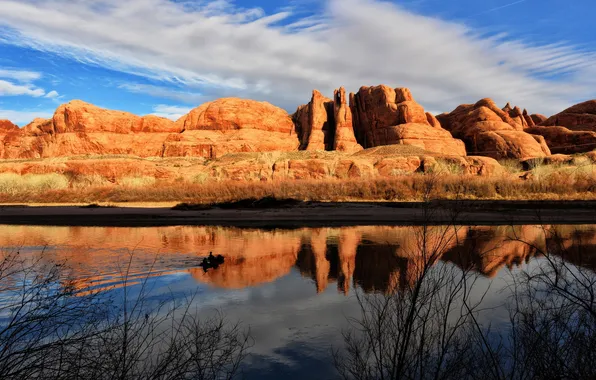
<box><xmin>120</xmin><ymin>176</ymin><xmax>156</xmax><ymax>187</ymax></box>
<box><xmin>499</xmin><ymin>159</ymin><xmax>523</xmax><ymax>174</ymax></box>
<box><xmin>0</xmin><ymin>157</ymin><xmax>594</xmax><ymax>204</ymax></box>
<box><xmin>426</xmin><ymin>158</ymin><xmax>464</xmax><ymax>175</ymax></box>
<box><xmin>0</xmin><ymin>173</ymin><xmax>69</xmax><ymax>195</ymax></box>
<box><xmin>0</xmin><ymin>170</ymin><xmax>595</xmax><ymax>204</ymax></box>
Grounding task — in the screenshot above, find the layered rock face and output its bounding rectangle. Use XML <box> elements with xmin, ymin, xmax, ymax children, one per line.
<box><xmin>293</xmin><ymin>87</ymin><xmax>362</xmax><ymax>152</ymax></box>
<box><xmin>349</xmin><ymin>85</ymin><xmax>466</xmax><ymax>156</ymax></box>
<box><xmin>539</xmin><ymin>100</ymin><xmax>596</xmax><ymax>132</ymax></box>
<box><xmin>0</xmin><ymin>101</ymin><xmax>181</xmax><ymax>159</ymax></box>
<box><xmin>0</xmin><ymin>99</ymin><xmax>299</xmax><ymax>159</ymax></box>
<box><xmin>0</xmin><ymin>120</ymin><xmax>18</xmax><ymax>132</ymax></box>
<box><xmin>4</xmin><ymin>90</ymin><xmax>594</xmax><ymax>163</ymax></box>
<box><xmin>292</xmin><ymin>90</ymin><xmax>335</xmax><ymax>151</ymax></box>
<box><xmin>437</xmin><ymin>99</ymin><xmax>551</xmax><ymax>160</ymax></box>
<box><xmin>166</xmin><ymin>98</ymin><xmax>298</xmax><ymax>157</ymax></box>
<box><xmin>522</xmin><ymin>100</ymin><xmax>596</xmax><ymax>154</ymax></box>
<box><xmin>525</xmin><ymin>126</ymin><xmax>596</xmax><ymax>154</ymax></box>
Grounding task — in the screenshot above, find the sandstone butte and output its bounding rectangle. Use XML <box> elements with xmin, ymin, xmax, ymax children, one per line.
<box><xmin>526</xmin><ymin>100</ymin><xmax>596</xmax><ymax>154</ymax></box>
<box><xmin>1</xmin><ymin>86</ymin><xmax>595</xmax><ymax>163</ymax></box>
<box><xmin>436</xmin><ymin>99</ymin><xmax>551</xmax><ymax>160</ymax></box>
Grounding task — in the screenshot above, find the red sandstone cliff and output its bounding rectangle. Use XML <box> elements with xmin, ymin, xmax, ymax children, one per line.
<box><xmin>436</xmin><ymin>99</ymin><xmax>551</xmax><ymax>160</ymax></box>
<box><xmin>349</xmin><ymin>85</ymin><xmax>466</xmax><ymax>155</ymax></box>
<box><xmin>2</xmin><ymin>90</ymin><xmax>596</xmax><ymax>162</ymax></box>
<box><xmin>526</xmin><ymin>100</ymin><xmax>596</xmax><ymax>154</ymax></box>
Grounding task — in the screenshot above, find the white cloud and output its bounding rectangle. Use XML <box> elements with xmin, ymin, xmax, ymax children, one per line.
<box><xmin>44</xmin><ymin>90</ymin><xmax>59</xmax><ymax>99</ymax></box>
<box><xmin>0</xmin><ymin>79</ymin><xmax>45</xmax><ymax>97</ymax></box>
<box><xmin>0</xmin><ymin>0</ymin><xmax>595</xmax><ymax>114</ymax></box>
<box><xmin>150</xmin><ymin>104</ymin><xmax>193</xmax><ymax>120</ymax></box>
<box><xmin>119</xmin><ymin>83</ymin><xmax>207</xmax><ymax>104</ymax></box>
<box><xmin>0</xmin><ymin>67</ymin><xmax>60</xmax><ymax>98</ymax></box>
<box><xmin>0</xmin><ymin>109</ymin><xmax>53</xmax><ymax>125</ymax></box>
<box><xmin>0</xmin><ymin>68</ymin><xmax>42</xmax><ymax>82</ymax></box>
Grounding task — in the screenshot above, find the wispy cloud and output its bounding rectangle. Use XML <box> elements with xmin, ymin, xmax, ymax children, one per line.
<box><xmin>0</xmin><ymin>0</ymin><xmax>594</xmax><ymax>114</ymax></box>
<box><xmin>150</xmin><ymin>104</ymin><xmax>193</xmax><ymax>120</ymax></box>
<box><xmin>476</xmin><ymin>0</ymin><xmax>528</xmax><ymax>16</ymax></box>
<box><xmin>0</xmin><ymin>109</ymin><xmax>53</xmax><ymax>125</ymax></box>
<box><xmin>0</xmin><ymin>68</ymin><xmax>42</xmax><ymax>82</ymax></box>
<box><xmin>0</xmin><ymin>67</ymin><xmax>59</xmax><ymax>98</ymax></box>
<box><xmin>44</xmin><ymin>90</ymin><xmax>60</xmax><ymax>99</ymax></box>
<box><xmin>119</xmin><ymin>83</ymin><xmax>207</xmax><ymax>104</ymax></box>
<box><xmin>0</xmin><ymin>79</ymin><xmax>45</xmax><ymax>97</ymax></box>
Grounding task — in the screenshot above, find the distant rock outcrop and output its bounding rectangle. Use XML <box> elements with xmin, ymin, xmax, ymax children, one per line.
<box><xmin>539</xmin><ymin>100</ymin><xmax>596</xmax><ymax>132</ymax></box>
<box><xmin>525</xmin><ymin>125</ymin><xmax>596</xmax><ymax>154</ymax></box>
<box><xmin>437</xmin><ymin>98</ymin><xmax>551</xmax><ymax>160</ymax></box>
<box><xmin>0</xmin><ymin>99</ymin><xmax>299</xmax><ymax>159</ymax></box>
<box><xmin>0</xmin><ymin>101</ymin><xmax>179</xmax><ymax>159</ymax></box>
<box><xmin>349</xmin><ymin>85</ymin><xmax>466</xmax><ymax>155</ymax></box>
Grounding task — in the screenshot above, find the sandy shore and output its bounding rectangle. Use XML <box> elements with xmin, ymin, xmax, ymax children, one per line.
<box><xmin>1</xmin><ymin>200</ymin><xmax>596</xmax><ymax>227</ymax></box>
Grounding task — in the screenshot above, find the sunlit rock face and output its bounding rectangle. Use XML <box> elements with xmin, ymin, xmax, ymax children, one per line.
<box><xmin>170</xmin><ymin>98</ymin><xmax>299</xmax><ymax>158</ymax></box>
<box><xmin>437</xmin><ymin>99</ymin><xmax>551</xmax><ymax>160</ymax></box>
<box><xmin>524</xmin><ymin>125</ymin><xmax>596</xmax><ymax>154</ymax></box>
<box><xmin>525</xmin><ymin>100</ymin><xmax>596</xmax><ymax>154</ymax></box>
<box><xmin>349</xmin><ymin>85</ymin><xmax>466</xmax><ymax>155</ymax></box>
<box><xmin>0</xmin><ymin>99</ymin><xmax>301</xmax><ymax>160</ymax></box>
<box><xmin>539</xmin><ymin>100</ymin><xmax>596</xmax><ymax>132</ymax></box>
<box><xmin>293</xmin><ymin>87</ymin><xmax>362</xmax><ymax>152</ymax></box>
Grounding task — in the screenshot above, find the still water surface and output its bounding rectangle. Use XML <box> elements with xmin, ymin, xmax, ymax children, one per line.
<box><xmin>1</xmin><ymin>224</ymin><xmax>595</xmax><ymax>379</ymax></box>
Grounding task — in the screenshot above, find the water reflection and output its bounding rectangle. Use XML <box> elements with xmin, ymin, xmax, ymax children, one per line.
<box><xmin>1</xmin><ymin>224</ymin><xmax>595</xmax><ymax>380</ymax></box>
<box><xmin>0</xmin><ymin>224</ymin><xmax>594</xmax><ymax>294</ymax></box>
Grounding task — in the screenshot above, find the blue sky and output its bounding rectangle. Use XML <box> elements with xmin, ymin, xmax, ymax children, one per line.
<box><xmin>0</xmin><ymin>0</ymin><xmax>595</xmax><ymax>125</ymax></box>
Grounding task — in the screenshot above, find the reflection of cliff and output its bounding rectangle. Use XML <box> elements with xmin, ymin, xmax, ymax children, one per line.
<box><xmin>189</xmin><ymin>251</ymin><xmax>299</xmax><ymax>289</ymax></box>
<box><xmin>0</xmin><ymin>224</ymin><xmax>594</xmax><ymax>295</ymax></box>
<box><xmin>442</xmin><ymin>225</ymin><xmax>545</xmax><ymax>277</ymax></box>
<box><xmin>547</xmin><ymin>226</ymin><xmax>596</xmax><ymax>270</ymax></box>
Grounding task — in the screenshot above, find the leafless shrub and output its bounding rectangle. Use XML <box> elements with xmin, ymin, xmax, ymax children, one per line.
<box><xmin>0</xmin><ymin>249</ymin><xmax>251</xmax><ymax>380</ymax></box>
<box><xmin>479</xmin><ymin>225</ymin><xmax>596</xmax><ymax>380</ymax></box>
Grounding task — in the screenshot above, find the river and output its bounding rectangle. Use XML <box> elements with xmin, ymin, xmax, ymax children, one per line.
<box><xmin>0</xmin><ymin>224</ymin><xmax>594</xmax><ymax>379</ymax></box>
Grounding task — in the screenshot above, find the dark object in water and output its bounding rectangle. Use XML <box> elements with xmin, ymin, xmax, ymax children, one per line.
<box><xmin>200</xmin><ymin>252</ymin><xmax>225</xmax><ymax>272</ymax></box>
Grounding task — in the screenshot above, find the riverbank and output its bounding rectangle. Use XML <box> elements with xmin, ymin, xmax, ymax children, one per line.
<box><xmin>1</xmin><ymin>200</ymin><xmax>596</xmax><ymax>227</ymax></box>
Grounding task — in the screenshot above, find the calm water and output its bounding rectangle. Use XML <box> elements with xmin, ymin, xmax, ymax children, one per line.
<box><xmin>1</xmin><ymin>224</ymin><xmax>595</xmax><ymax>379</ymax></box>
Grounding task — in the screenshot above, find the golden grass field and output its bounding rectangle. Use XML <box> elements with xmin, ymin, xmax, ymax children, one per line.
<box><xmin>0</xmin><ymin>147</ymin><xmax>594</xmax><ymax>205</ymax></box>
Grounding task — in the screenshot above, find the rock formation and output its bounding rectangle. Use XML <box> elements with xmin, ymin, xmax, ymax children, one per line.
<box><xmin>167</xmin><ymin>98</ymin><xmax>299</xmax><ymax>157</ymax></box>
<box><xmin>0</xmin><ymin>120</ymin><xmax>18</xmax><ymax>132</ymax></box>
<box><xmin>0</xmin><ymin>101</ymin><xmax>180</xmax><ymax>159</ymax></box>
<box><xmin>530</xmin><ymin>114</ymin><xmax>547</xmax><ymax>125</ymax></box>
<box><xmin>521</xmin><ymin>100</ymin><xmax>596</xmax><ymax>154</ymax></box>
<box><xmin>2</xmin><ymin>90</ymin><xmax>595</xmax><ymax>164</ymax></box>
<box><xmin>349</xmin><ymin>85</ymin><xmax>466</xmax><ymax>156</ymax></box>
<box><xmin>0</xmin><ymin>99</ymin><xmax>299</xmax><ymax>159</ymax></box>
<box><xmin>437</xmin><ymin>98</ymin><xmax>551</xmax><ymax>160</ymax></box>
<box><xmin>293</xmin><ymin>87</ymin><xmax>362</xmax><ymax>152</ymax></box>
<box><xmin>539</xmin><ymin>100</ymin><xmax>596</xmax><ymax>132</ymax></box>
<box><xmin>292</xmin><ymin>90</ymin><xmax>333</xmax><ymax>151</ymax></box>
<box><xmin>333</xmin><ymin>87</ymin><xmax>362</xmax><ymax>152</ymax></box>
<box><xmin>525</xmin><ymin>125</ymin><xmax>596</xmax><ymax>154</ymax></box>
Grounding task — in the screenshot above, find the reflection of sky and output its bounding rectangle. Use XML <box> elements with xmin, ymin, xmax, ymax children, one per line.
<box><xmin>133</xmin><ymin>268</ymin><xmax>362</xmax><ymax>379</ymax></box>
<box><xmin>1</xmin><ymin>224</ymin><xmax>595</xmax><ymax>379</ymax></box>
<box><xmin>102</xmin><ymin>264</ymin><xmax>517</xmax><ymax>379</ymax></box>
